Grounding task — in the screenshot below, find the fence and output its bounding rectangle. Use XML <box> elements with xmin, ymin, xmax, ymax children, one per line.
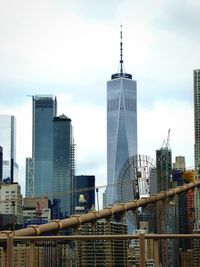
<box><xmin>1</xmin><ymin>233</ymin><xmax>200</xmax><ymax>267</ymax></box>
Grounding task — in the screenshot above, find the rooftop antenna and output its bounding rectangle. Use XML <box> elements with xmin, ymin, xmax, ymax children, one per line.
<box><xmin>120</xmin><ymin>25</ymin><xmax>124</xmax><ymax>75</ymax></box>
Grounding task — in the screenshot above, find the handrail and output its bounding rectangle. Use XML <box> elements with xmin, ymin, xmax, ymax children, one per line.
<box><xmin>1</xmin><ymin>181</ymin><xmax>200</xmax><ymax>237</ymax></box>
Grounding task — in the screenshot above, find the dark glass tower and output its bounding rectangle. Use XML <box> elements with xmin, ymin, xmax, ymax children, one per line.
<box><xmin>73</xmin><ymin>175</ymin><xmax>95</xmax><ymax>213</ymax></box>
<box><xmin>52</xmin><ymin>115</ymin><xmax>74</xmax><ymax>219</ymax></box>
<box><xmin>156</xmin><ymin>147</ymin><xmax>172</xmax><ymax>192</ymax></box>
<box><xmin>32</xmin><ymin>95</ymin><xmax>57</xmax><ymax>199</ymax></box>
<box><xmin>107</xmin><ymin>28</ymin><xmax>137</xmax><ymax>205</ymax></box>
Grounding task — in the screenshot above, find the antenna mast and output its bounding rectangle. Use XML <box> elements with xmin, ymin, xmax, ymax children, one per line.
<box><xmin>120</xmin><ymin>25</ymin><xmax>124</xmax><ymax>75</ymax></box>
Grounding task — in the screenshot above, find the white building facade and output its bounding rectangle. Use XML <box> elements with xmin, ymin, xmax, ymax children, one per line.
<box><xmin>0</xmin><ymin>115</ymin><xmax>18</xmax><ymax>183</ymax></box>
<box><xmin>0</xmin><ymin>183</ymin><xmax>23</xmax><ymax>224</ymax></box>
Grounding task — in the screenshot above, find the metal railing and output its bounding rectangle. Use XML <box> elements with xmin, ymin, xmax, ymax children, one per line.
<box><xmin>1</xmin><ymin>233</ymin><xmax>200</xmax><ymax>267</ymax></box>
<box><xmin>1</xmin><ymin>181</ymin><xmax>199</xmax><ymax>238</ymax></box>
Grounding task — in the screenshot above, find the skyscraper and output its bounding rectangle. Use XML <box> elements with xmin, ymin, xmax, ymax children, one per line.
<box><xmin>156</xmin><ymin>146</ymin><xmax>172</xmax><ymax>192</ymax></box>
<box><xmin>32</xmin><ymin>95</ymin><xmax>57</xmax><ymax>199</ymax></box>
<box><xmin>194</xmin><ymin>69</ymin><xmax>200</xmax><ymax>177</ymax></box>
<box><xmin>73</xmin><ymin>175</ymin><xmax>95</xmax><ymax>213</ymax></box>
<box><xmin>193</xmin><ymin>69</ymin><xmax>200</xmax><ymax>230</ymax></box>
<box><xmin>25</xmin><ymin>157</ymin><xmax>33</xmax><ymax>197</ymax></box>
<box><xmin>52</xmin><ymin>115</ymin><xmax>74</xmax><ymax>219</ymax></box>
<box><xmin>107</xmin><ymin>28</ymin><xmax>137</xmax><ymax>205</ymax></box>
<box><xmin>0</xmin><ymin>146</ymin><xmax>2</xmax><ymax>182</ymax></box>
<box><xmin>0</xmin><ymin>115</ymin><xmax>18</xmax><ymax>183</ymax></box>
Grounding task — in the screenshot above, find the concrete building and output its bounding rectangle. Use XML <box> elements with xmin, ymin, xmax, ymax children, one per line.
<box><xmin>76</xmin><ymin>219</ymin><xmax>128</xmax><ymax>266</ymax></box>
<box><xmin>32</xmin><ymin>95</ymin><xmax>57</xmax><ymax>199</ymax></box>
<box><xmin>173</xmin><ymin>156</ymin><xmax>186</xmax><ymax>171</ymax></box>
<box><xmin>25</xmin><ymin>157</ymin><xmax>33</xmax><ymax>197</ymax></box>
<box><xmin>107</xmin><ymin>28</ymin><xmax>137</xmax><ymax>205</ymax></box>
<box><xmin>180</xmin><ymin>249</ymin><xmax>192</xmax><ymax>267</ymax></box>
<box><xmin>0</xmin><ymin>182</ymin><xmax>23</xmax><ymax>224</ymax></box>
<box><xmin>0</xmin><ymin>115</ymin><xmax>18</xmax><ymax>183</ymax></box>
<box><xmin>194</xmin><ymin>69</ymin><xmax>200</xmax><ymax>176</ymax></box>
<box><xmin>192</xmin><ymin>229</ymin><xmax>200</xmax><ymax>267</ymax></box>
<box><xmin>23</xmin><ymin>197</ymin><xmax>51</xmax><ymax>226</ymax></box>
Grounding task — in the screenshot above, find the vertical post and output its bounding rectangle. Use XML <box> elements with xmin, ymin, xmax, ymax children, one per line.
<box><xmin>29</xmin><ymin>241</ymin><xmax>35</xmax><ymax>267</ymax></box>
<box><xmin>153</xmin><ymin>239</ymin><xmax>159</xmax><ymax>267</ymax></box>
<box><xmin>6</xmin><ymin>232</ymin><xmax>14</xmax><ymax>267</ymax></box>
<box><xmin>96</xmin><ymin>188</ymin><xmax>99</xmax><ymax>213</ymax></box>
<box><xmin>139</xmin><ymin>233</ymin><xmax>145</xmax><ymax>267</ymax></box>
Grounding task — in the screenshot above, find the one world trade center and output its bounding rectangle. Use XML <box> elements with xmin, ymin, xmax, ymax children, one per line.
<box><xmin>107</xmin><ymin>28</ymin><xmax>137</xmax><ymax>205</ymax></box>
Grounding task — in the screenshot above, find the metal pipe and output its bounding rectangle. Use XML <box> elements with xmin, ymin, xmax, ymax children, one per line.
<box><xmin>1</xmin><ymin>181</ymin><xmax>199</xmax><ymax>237</ymax></box>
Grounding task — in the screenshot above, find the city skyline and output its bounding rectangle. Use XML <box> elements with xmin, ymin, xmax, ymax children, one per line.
<box><xmin>0</xmin><ymin>1</ymin><xmax>198</xmax><ymax>195</ymax></box>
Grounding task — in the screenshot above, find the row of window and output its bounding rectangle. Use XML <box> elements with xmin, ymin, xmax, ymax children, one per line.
<box><xmin>108</xmin><ymin>98</ymin><xmax>136</xmax><ymax>112</ymax></box>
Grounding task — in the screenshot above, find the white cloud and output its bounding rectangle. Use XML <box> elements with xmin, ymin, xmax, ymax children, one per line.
<box><xmin>0</xmin><ymin>0</ymin><xmax>198</xmax><ymax>202</ymax></box>
<box><xmin>138</xmin><ymin>100</ymin><xmax>194</xmax><ymax>168</ymax></box>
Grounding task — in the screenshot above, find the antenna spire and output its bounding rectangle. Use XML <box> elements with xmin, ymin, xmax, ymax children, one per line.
<box><xmin>120</xmin><ymin>25</ymin><xmax>124</xmax><ymax>75</ymax></box>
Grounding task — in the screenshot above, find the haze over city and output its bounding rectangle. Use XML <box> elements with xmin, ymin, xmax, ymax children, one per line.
<box><xmin>0</xmin><ymin>0</ymin><xmax>199</xmax><ymax>194</ymax></box>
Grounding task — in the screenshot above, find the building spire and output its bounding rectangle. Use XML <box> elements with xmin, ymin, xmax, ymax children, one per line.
<box><xmin>120</xmin><ymin>25</ymin><xmax>124</xmax><ymax>75</ymax></box>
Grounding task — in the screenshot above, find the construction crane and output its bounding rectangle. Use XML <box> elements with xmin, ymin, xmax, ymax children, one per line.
<box><xmin>162</xmin><ymin>128</ymin><xmax>171</xmax><ymax>149</ymax></box>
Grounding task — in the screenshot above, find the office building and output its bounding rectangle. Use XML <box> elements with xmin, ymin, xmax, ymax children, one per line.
<box><xmin>0</xmin><ymin>115</ymin><xmax>18</xmax><ymax>183</ymax></box>
<box><xmin>194</xmin><ymin>69</ymin><xmax>200</xmax><ymax>176</ymax></box>
<box><xmin>107</xmin><ymin>28</ymin><xmax>137</xmax><ymax>205</ymax></box>
<box><xmin>76</xmin><ymin>219</ymin><xmax>128</xmax><ymax>266</ymax></box>
<box><xmin>52</xmin><ymin>115</ymin><xmax>74</xmax><ymax>219</ymax></box>
<box><xmin>173</xmin><ymin>156</ymin><xmax>186</xmax><ymax>171</ymax></box>
<box><xmin>192</xmin><ymin>229</ymin><xmax>200</xmax><ymax>267</ymax></box>
<box><xmin>0</xmin><ymin>146</ymin><xmax>2</xmax><ymax>182</ymax></box>
<box><xmin>193</xmin><ymin>69</ymin><xmax>200</xmax><ymax>236</ymax></box>
<box><xmin>25</xmin><ymin>157</ymin><xmax>33</xmax><ymax>197</ymax></box>
<box><xmin>73</xmin><ymin>175</ymin><xmax>95</xmax><ymax>213</ymax></box>
<box><xmin>32</xmin><ymin>95</ymin><xmax>57</xmax><ymax>199</ymax></box>
<box><xmin>23</xmin><ymin>197</ymin><xmax>51</xmax><ymax>226</ymax></box>
<box><xmin>0</xmin><ymin>182</ymin><xmax>23</xmax><ymax>224</ymax></box>
<box><xmin>156</xmin><ymin>147</ymin><xmax>172</xmax><ymax>192</ymax></box>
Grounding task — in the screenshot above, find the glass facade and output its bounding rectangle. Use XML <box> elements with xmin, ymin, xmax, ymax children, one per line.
<box><xmin>25</xmin><ymin>157</ymin><xmax>33</xmax><ymax>197</ymax></box>
<box><xmin>0</xmin><ymin>146</ymin><xmax>2</xmax><ymax>182</ymax></box>
<box><xmin>0</xmin><ymin>115</ymin><xmax>18</xmax><ymax>183</ymax></box>
<box><xmin>107</xmin><ymin>76</ymin><xmax>137</xmax><ymax>205</ymax></box>
<box><xmin>32</xmin><ymin>96</ymin><xmax>57</xmax><ymax>199</ymax></box>
<box><xmin>73</xmin><ymin>175</ymin><xmax>95</xmax><ymax>212</ymax></box>
<box><xmin>156</xmin><ymin>147</ymin><xmax>172</xmax><ymax>192</ymax></box>
<box><xmin>52</xmin><ymin>115</ymin><xmax>74</xmax><ymax>219</ymax></box>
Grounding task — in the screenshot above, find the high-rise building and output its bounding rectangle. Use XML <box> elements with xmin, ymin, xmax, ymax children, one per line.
<box><xmin>73</xmin><ymin>175</ymin><xmax>95</xmax><ymax>213</ymax></box>
<box><xmin>32</xmin><ymin>95</ymin><xmax>57</xmax><ymax>199</ymax></box>
<box><xmin>173</xmin><ymin>156</ymin><xmax>186</xmax><ymax>171</ymax></box>
<box><xmin>0</xmin><ymin>115</ymin><xmax>18</xmax><ymax>183</ymax></box>
<box><xmin>193</xmin><ymin>69</ymin><xmax>200</xmax><ymax>233</ymax></box>
<box><xmin>25</xmin><ymin>157</ymin><xmax>33</xmax><ymax>197</ymax></box>
<box><xmin>76</xmin><ymin>219</ymin><xmax>128</xmax><ymax>266</ymax></box>
<box><xmin>156</xmin><ymin>147</ymin><xmax>172</xmax><ymax>192</ymax></box>
<box><xmin>0</xmin><ymin>146</ymin><xmax>2</xmax><ymax>182</ymax></box>
<box><xmin>52</xmin><ymin>115</ymin><xmax>74</xmax><ymax>219</ymax></box>
<box><xmin>107</xmin><ymin>28</ymin><xmax>137</xmax><ymax>205</ymax></box>
<box><xmin>0</xmin><ymin>182</ymin><xmax>23</xmax><ymax>224</ymax></box>
<box><xmin>194</xmin><ymin>69</ymin><xmax>200</xmax><ymax>176</ymax></box>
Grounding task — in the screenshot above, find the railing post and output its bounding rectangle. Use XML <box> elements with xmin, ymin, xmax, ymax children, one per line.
<box><xmin>153</xmin><ymin>239</ymin><xmax>159</xmax><ymax>267</ymax></box>
<box><xmin>29</xmin><ymin>241</ymin><xmax>35</xmax><ymax>267</ymax></box>
<box><xmin>139</xmin><ymin>233</ymin><xmax>145</xmax><ymax>267</ymax></box>
<box><xmin>3</xmin><ymin>231</ymin><xmax>14</xmax><ymax>267</ymax></box>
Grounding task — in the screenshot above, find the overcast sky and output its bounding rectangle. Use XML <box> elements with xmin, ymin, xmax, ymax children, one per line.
<box><xmin>0</xmin><ymin>0</ymin><xmax>199</xmax><ymax>197</ymax></box>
